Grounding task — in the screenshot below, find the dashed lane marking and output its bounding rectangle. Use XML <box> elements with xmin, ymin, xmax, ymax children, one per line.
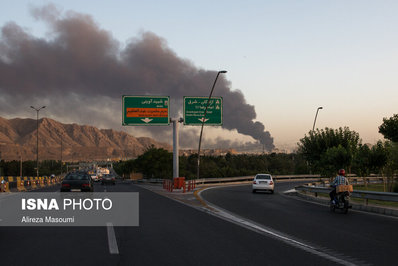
<box><xmin>106</xmin><ymin>222</ymin><xmax>119</xmax><ymax>254</ymax></box>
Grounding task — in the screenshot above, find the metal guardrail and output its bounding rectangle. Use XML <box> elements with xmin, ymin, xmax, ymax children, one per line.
<box><xmin>135</xmin><ymin>175</ymin><xmax>322</xmax><ymax>184</ymax></box>
<box><xmin>195</xmin><ymin>175</ymin><xmax>322</xmax><ymax>184</ymax></box>
<box><xmin>295</xmin><ymin>185</ymin><xmax>398</xmax><ymax>203</ymax></box>
<box><xmin>133</xmin><ymin>175</ymin><xmax>395</xmax><ymax>187</ymax></box>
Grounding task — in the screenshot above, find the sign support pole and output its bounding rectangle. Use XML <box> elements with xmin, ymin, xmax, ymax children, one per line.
<box><xmin>172</xmin><ymin>118</ymin><xmax>183</xmax><ymax>179</ymax></box>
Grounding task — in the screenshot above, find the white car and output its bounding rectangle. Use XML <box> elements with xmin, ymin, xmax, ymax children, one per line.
<box><xmin>252</xmin><ymin>174</ymin><xmax>274</xmax><ymax>194</ymax></box>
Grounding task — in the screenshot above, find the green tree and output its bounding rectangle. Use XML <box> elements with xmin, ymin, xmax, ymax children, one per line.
<box><xmin>379</xmin><ymin>114</ymin><xmax>398</xmax><ymax>142</ymax></box>
<box><xmin>383</xmin><ymin>142</ymin><xmax>398</xmax><ymax>192</ymax></box>
<box><xmin>298</xmin><ymin>127</ymin><xmax>361</xmax><ymax>175</ymax></box>
<box><xmin>133</xmin><ymin>147</ymin><xmax>172</xmax><ymax>179</ymax></box>
<box><xmin>320</xmin><ymin>145</ymin><xmax>351</xmax><ymax>178</ymax></box>
<box><xmin>369</xmin><ymin>141</ymin><xmax>389</xmax><ymax>174</ymax></box>
<box><xmin>113</xmin><ymin>159</ymin><xmax>136</xmax><ymax>178</ymax></box>
<box><xmin>352</xmin><ymin>144</ymin><xmax>371</xmax><ymax>177</ymax></box>
<box><xmin>378</xmin><ymin>115</ymin><xmax>398</xmax><ymax>191</ymax></box>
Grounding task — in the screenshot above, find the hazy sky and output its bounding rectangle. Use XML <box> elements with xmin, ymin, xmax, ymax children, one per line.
<box><xmin>1</xmin><ymin>0</ymin><xmax>397</xmax><ymax>151</ymax></box>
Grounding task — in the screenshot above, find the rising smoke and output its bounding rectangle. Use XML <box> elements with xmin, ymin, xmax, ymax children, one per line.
<box><xmin>0</xmin><ymin>5</ymin><xmax>274</xmax><ymax>151</ymax></box>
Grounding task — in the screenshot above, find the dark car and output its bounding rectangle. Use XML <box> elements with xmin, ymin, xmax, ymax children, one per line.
<box><xmin>101</xmin><ymin>174</ymin><xmax>116</xmax><ymax>185</ymax></box>
<box><xmin>61</xmin><ymin>171</ymin><xmax>94</xmax><ymax>192</ymax></box>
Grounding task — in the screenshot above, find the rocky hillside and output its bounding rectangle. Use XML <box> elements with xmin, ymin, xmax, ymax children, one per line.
<box><xmin>0</xmin><ymin>117</ymin><xmax>171</xmax><ymax>161</ymax></box>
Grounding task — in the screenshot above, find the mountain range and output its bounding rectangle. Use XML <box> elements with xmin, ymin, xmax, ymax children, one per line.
<box><xmin>0</xmin><ymin>117</ymin><xmax>171</xmax><ymax>161</ymax></box>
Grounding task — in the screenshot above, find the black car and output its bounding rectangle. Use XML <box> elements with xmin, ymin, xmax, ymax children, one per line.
<box><xmin>101</xmin><ymin>174</ymin><xmax>116</xmax><ymax>185</ymax></box>
<box><xmin>61</xmin><ymin>171</ymin><xmax>94</xmax><ymax>192</ymax></box>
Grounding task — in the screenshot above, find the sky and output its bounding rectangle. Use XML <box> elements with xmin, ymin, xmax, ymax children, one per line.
<box><xmin>1</xmin><ymin>0</ymin><xmax>397</xmax><ymax>152</ymax></box>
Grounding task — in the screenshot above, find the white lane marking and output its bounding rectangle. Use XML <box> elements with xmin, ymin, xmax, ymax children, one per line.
<box><xmin>199</xmin><ymin>186</ymin><xmax>358</xmax><ymax>266</ymax></box>
<box><xmin>106</xmin><ymin>222</ymin><xmax>119</xmax><ymax>254</ymax></box>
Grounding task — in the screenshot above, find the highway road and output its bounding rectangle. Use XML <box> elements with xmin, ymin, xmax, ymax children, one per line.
<box><xmin>0</xmin><ymin>181</ymin><xmax>341</xmax><ymax>266</ymax></box>
<box><xmin>201</xmin><ymin>181</ymin><xmax>398</xmax><ymax>266</ymax></box>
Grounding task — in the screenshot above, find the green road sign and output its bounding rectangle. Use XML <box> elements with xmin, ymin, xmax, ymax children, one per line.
<box><xmin>183</xmin><ymin>97</ymin><xmax>223</xmax><ymax>126</ymax></box>
<box><xmin>122</xmin><ymin>96</ymin><xmax>170</xmax><ymax>125</ymax></box>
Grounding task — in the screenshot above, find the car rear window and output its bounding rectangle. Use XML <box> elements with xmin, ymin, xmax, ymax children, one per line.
<box><xmin>255</xmin><ymin>174</ymin><xmax>271</xmax><ymax>180</ymax></box>
<box><xmin>64</xmin><ymin>173</ymin><xmax>90</xmax><ymax>180</ymax></box>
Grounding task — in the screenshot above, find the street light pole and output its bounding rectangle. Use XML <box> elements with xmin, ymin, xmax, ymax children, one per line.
<box><xmin>60</xmin><ymin>134</ymin><xmax>63</xmax><ymax>175</ymax></box>
<box><xmin>30</xmin><ymin>106</ymin><xmax>46</xmax><ymax>178</ymax></box>
<box><xmin>19</xmin><ymin>145</ymin><xmax>22</xmax><ymax>178</ymax></box>
<box><xmin>197</xmin><ymin>70</ymin><xmax>227</xmax><ymax>180</ymax></box>
<box><xmin>312</xmin><ymin>106</ymin><xmax>323</xmax><ymax>131</ymax></box>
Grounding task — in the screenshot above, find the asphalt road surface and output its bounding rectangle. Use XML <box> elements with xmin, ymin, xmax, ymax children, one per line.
<box><xmin>0</xmin><ymin>181</ymin><xmax>341</xmax><ymax>266</ymax></box>
<box><xmin>201</xmin><ymin>181</ymin><xmax>398</xmax><ymax>266</ymax></box>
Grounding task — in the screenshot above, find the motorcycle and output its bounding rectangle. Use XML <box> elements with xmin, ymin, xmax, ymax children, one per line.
<box><xmin>330</xmin><ymin>190</ymin><xmax>352</xmax><ymax>214</ymax></box>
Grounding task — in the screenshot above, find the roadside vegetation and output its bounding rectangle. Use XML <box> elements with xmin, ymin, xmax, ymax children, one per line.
<box><xmin>115</xmin><ymin>113</ymin><xmax>398</xmax><ymax>192</ymax></box>
<box><xmin>114</xmin><ymin>148</ymin><xmax>310</xmax><ymax>180</ymax></box>
<box><xmin>0</xmin><ymin>160</ymin><xmax>67</xmax><ymax>177</ymax></box>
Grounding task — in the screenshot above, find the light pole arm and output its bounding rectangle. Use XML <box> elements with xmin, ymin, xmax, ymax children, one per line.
<box><xmin>197</xmin><ymin>71</ymin><xmax>226</xmax><ymax>180</ymax></box>
<box><xmin>312</xmin><ymin>107</ymin><xmax>323</xmax><ymax>131</ymax></box>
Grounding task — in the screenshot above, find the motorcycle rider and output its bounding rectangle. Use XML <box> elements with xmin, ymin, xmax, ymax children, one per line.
<box><xmin>329</xmin><ymin>169</ymin><xmax>349</xmax><ymax>204</ymax></box>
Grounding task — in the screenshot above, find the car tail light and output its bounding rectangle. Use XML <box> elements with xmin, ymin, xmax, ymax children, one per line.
<box><xmin>62</xmin><ymin>183</ymin><xmax>70</xmax><ymax>187</ymax></box>
<box><xmin>253</xmin><ymin>180</ymin><xmax>257</xmax><ymax>184</ymax></box>
<box><xmin>270</xmin><ymin>181</ymin><xmax>274</xmax><ymax>185</ymax></box>
<box><xmin>82</xmin><ymin>183</ymin><xmax>90</xmax><ymax>187</ymax></box>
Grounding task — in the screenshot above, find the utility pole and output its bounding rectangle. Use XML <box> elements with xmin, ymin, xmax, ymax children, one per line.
<box><xmin>172</xmin><ymin>118</ymin><xmax>183</xmax><ymax>178</ymax></box>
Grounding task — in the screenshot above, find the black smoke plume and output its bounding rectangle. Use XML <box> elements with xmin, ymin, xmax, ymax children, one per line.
<box><xmin>0</xmin><ymin>5</ymin><xmax>274</xmax><ymax>151</ymax></box>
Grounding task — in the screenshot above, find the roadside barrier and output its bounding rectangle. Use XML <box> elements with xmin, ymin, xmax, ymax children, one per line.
<box><xmin>1</xmin><ymin>181</ymin><xmax>10</xmax><ymax>192</ymax></box>
<box><xmin>195</xmin><ymin>175</ymin><xmax>322</xmax><ymax>184</ymax></box>
<box><xmin>187</xmin><ymin>180</ymin><xmax>196</xmax><ymax>192</ymax></box>
<box><xmin>174</xmin><ymin>177</ymin><xmax>185</xmax><ymax>189</ymax></box>
<box><xmin>163</xmin><ymin>179</ymin><xmax>174</xmax><ymax>192</ymax></box>
<box><xmin>7</xmin><ymin>177</ymin><xmax>17</xmax><ymax>192</ymax></box>
<box><xmin>16</xmin><ymin>177</ymin><xmax>27</xmax><ymax>192</ymax></box>
<box><xmin>295</xmin><ymin>185</ymin><xmax>398</xmax><ymax>205</ymax></box>
<box><xmin>30</xmin><ymin>177</ymin><xmax>37</xmax><ymax>189</ymax></box>
<box><xmin>39</xmin><ymin>177</ymin><xmax>45</xmax><ymax>188</ymax></box>
<box><xmin>1</xmin><ymin>177</ymin><xmax>10</xmax><ymax>192</ymax></box>
<box><xmin>0</xmin><ymin>175</ymin><xmax>64</xmax><ymax>192</ymax></box>
<box><xmin>23</xmin><ymin>177</ymin><xmax>31</xmax><ymax>190</ymax></box>
<box><xmin>162</xmin><ymin>178</ymin><xmax>198</xmax><ymax>193</ymax></box>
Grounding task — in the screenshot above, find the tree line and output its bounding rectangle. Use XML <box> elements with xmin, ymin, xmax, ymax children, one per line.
<box><xmin>114</xmin><ymin>113</ymin><xmax>398</xmax><ymax>192</ymax></box>
<box><xmin>0</xmin><ymin>160</ymin><xmax>67</xmax><ymax>177</ymax></box>
<box><xmin>113</xmin><ymin>148</ymin><xmax>310</xmax><ymax>180</ymax></box>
